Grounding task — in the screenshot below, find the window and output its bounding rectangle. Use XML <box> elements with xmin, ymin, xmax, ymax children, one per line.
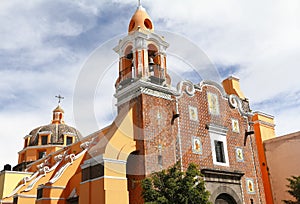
<box><xmin>13</xmin><ymin>196</ymin><xmax>18</xmax><ymax>204</ymax></box>
<box><xmin>215</xmin><ymin>141</ymin><xmax>225</xmax><ymax>163</ymax></box>
<box><xmin>41</xmin><ymin>136</ymin><xmax>48</xmax><ymax>145</ymax></box>
<box><xmin>158</xmin><ymin>155</ymin><xmax>163</xmax><ymax>166</ymax></box>
<box><xmin>24</xmin><ymin>138</ymin><xmax>28</xmax><ymax>148</ymax></box>
<box><xmin>66</xmin><ymin>136</ymin><xmax>73</xmax><ymax>145</ymax></box>
<box><xmin>209</xmin><ymin>130</ymin><xmax>229</xmax><ymax>166</ymax></box>
<box><xmin>38</xmin><ymin>151</ymin><xmax>46</xmax><ymax>159</ymax></box>
<box><xmin>37</xmin><ymin>188</ymin><xmax>43</xmax><ymax>199</ymax></box>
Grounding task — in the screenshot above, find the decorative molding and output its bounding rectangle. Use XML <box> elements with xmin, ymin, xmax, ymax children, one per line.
<box><xmin>37</xmin><ymin>197</ymin><xmax>65</xmax><ymax>201</ymax></box>
<box><xmin>80</xmin><ymin>175</ymin><xmax>127</xmax><ymax>185</ymax></box>
<box><xmin>174</xmin><ymin>80</ymin><xmax>195</xmax><ymax>98</ymax></box>
<box><xmin>253</xmin><ymin>111</ymin><xmax>274</xmax><ymax>119</ymax></box>
<box><xmin>38</xmin><ymin>131</ymin><xmax>52</xmax><ymax>135</ymax></box>
<box><xmin>4</xmin><ymin>171</ymin><xmax>38</xmax><ymax>198</ymax></box>
<box><xmin>37</xmin><ymin>185</ymin><xmax>65</xmax><ymax>190</ymax></box>
<box><xmin>229</xmin><ymin>94</ymin><xmax>253</xmax><ymax>117</ymax></box>
<box><xmin>206</xmin><ymin>124</ymin><xmax>228</xmax><ymax>135</ymax></box>
<box><xmin>140</xmin><ymin>87</ymin><xmax>172</xmax><ymax>100</ymax></box>
<box><xmin>201</xmin><ymin>168</ymin><xmax>244</xmax><ymax>182</ymax></box>
<box><xmin>14</xmin><ymin>194</ymin><xmax>36</xmax><ymax>198</ymax></box>
<box><xmin>22</xmin><ymin>156</ymin><xmax>62</xmax><ymax>192</ymax></box>
<box><xmin>80</xmin><ymin>141</ymin><xmax>91</xmax><ymax>150</ymax></box>
<box><xmin>18</xmin><ymin>144</ymin><xmax>65</xmax><ymax>154</ymax></box>
<box><xmin>115</xmin><ymin>79</ymin><xmax>176</xmax><ymax>106</ymax></box>
<box><xmin>49</xmin><ymin>149</ymin><xmax>87</xmax><ymax>184</ymax></box>
<box><xmin>81</xmin><ymin>154</ymin><xmax>127</xmax><ymax>170</ymax></box>
<box><xmin>252</xmin><ymin>120</ymin><xmax>276</xmax><ymax>127</ymax></box>
<box><xmin>103</xmin><ymin>158</ymin><xmax>127</xmax><ymax>164</ymax></box>
<box><xmin>196</xmin><ymin>80</ymin><xmax>227</xmax><ymax>98</ymax></box>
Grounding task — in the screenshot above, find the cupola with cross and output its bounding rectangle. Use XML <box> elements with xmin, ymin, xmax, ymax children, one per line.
<box><xmin>14</xmin><ymin>96</ymin><xmax>82</xmax><ymax>171</ymax></box>
<box><xmin>114</xmin><ymin>2</ymin><xmax>171</xmax><ymax>90</ymax></box>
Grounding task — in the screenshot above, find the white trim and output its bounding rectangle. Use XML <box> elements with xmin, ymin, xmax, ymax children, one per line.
<box><xmin>14</xmin><ymin>194</ymin><xmax>36</xmax><ymax>198</ymax></box>
<box><xmin>38</xmin><ymin>131</ymin><xmax>52</xmax><ymax>135</ymax></box>
<box><xmin>49</xmin><ymin>149</ymin><xmax>87</xmax><ymax>184</ymax></box>
<box><xmin>81</xmin><ymin>154</ymin><xmax>104</xmax><ymax>169</ymax></box>
<box><xmin>18</xmin><ymin>145</ymin><xmax>64</xmax><ymax>154</ymax></box>
<box><xmin>81</xmin><ymin>155</ymin><xmax>127</xmax><ymax>169</ymax></box>
<box><xmin>0</xmin><ymin>171</ymin><xmax>33</xmax><ymax>175</ymax></box>
<box><xmin>210</xmin><ymin>132</ymin><xmax>230</xmax><ymax>167</ymax></box>
<box><xmin>4</xmin><ymin>172</ymin><xmax>37</xmax><ymax>198</ymax></box>
<box><xmin>207</xmin><ymin>124</ymin><xmax>228</xmax><ymax>135</ymax></box>
<box><xmin>252</xmin><ymin>120</ymin><xmax>275</xmax><ymax>127</ymax></box>
<box><xmin>37</xmin><ymin>185</ymin><xmax>65</xmax><ymax>190</ymax></box>
<box><xmin>36</xmin><ymin>197</ymin><xmax>65</xmax><ymax>201</ymax></box>
<box><xmin>0</xmin><ymin>200</ymin><xmax>13</xmax><ymax>204</ymax></box>
<box><xmin>253</xmin><ymin>111</ymin><xmax>274</xmax><ymax>119</ymax></box>
<box><xmin>80</xmin><ymin>175</ymin><xmax>127</xmax><ymax>184</ymax></box>
<box><xmin>115</xmin><ymin>79</ymin><xmax>176</xmax><ymax>106</ymax></box>
<box><xmin>103</xmin><ymin>158</ymin><xmax>127</xmax><ymax>164</ymax></box>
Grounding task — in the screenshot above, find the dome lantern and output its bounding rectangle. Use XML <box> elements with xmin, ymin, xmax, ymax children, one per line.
<box><xmin>128</xmin><ymin>2</ymin><xmax>154</xmax><ymax>33</ymax></box>
<box><xmin>52</xmin><ymin>105</ymin><xmax>65</xmax><ymax>124</ymax></box>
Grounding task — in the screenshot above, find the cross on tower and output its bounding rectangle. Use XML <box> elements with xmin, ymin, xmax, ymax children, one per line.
<box><xmin>55</xmin><ymin>95</ymin><xmax>64</xmax><ymax>104</ymax></box>
<box><xmin>138</xmin><ymin>0</ymin><xmax>141</xmax><ymax>7</ymax></box>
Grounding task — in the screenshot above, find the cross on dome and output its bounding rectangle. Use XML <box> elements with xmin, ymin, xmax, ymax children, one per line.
<box><xmin>55</xmin><ymin>95</ymin><xmax>64</xmax><ymax>104</ymax></box>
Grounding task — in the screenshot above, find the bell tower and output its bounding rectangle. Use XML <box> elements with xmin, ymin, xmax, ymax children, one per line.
<box><xmin>113</xmin><ymin>3</ymin><xmax>178</xmax><ymax>203</ymax></box>
<box><xmin>114</xmin><ymin>3</ymin><xmax>173</xmax><ymax>107</ymax></box>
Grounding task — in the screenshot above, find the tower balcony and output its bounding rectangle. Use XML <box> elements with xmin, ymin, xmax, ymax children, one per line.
<box><xmin>148</xmin><ymin>64</ymin><xmax>165</xmax><ymax>85</ymax></box>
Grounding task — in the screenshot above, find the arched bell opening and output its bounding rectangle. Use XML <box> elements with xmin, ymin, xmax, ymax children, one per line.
<box><xmin>147</xmin><ymin>44</ymin><xmax>165</xmax><ymax>84</ymax></box>
<box><xmin>120</xmin><ymin>45</ymin><xmax>134</xmax><ymax>82</ymax></box>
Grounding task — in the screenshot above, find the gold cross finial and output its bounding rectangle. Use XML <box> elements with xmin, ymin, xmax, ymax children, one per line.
<box><xmin>55</xmin><ymin>95</ymin><xmax>64</xmax><ymax>104</ymax></box>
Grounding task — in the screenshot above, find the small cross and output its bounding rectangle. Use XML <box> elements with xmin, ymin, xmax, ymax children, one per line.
<box><xmin>55</xmin><ymin>95</ymin><xmax>64</xmax><ymax>104</ymax></box>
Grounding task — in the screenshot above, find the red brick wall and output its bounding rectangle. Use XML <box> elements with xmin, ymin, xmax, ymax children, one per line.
<box><xmin>118</xmin><ymin>83</ymin><xmax>266</xmax><ymax>204</ymax></box>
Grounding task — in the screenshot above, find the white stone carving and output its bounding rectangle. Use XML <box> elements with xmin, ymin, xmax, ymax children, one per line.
<box><xmin>228</xmin><ymin>94</ymin><xmax>252</xmax><ymax>117</ymax></box>
<box><xmin>49</xmin><ymin>149</ymin><xmax>87</xmax><ymax>184</ymax></box>
<box><xmin>175</xmin><ymin>80</ymin><xmax>195</xmax><ymax>98</ymax></box>
<box><xmin>140</xmin><ymin>87</ymin><xmax>171</xmax><ymax>100</ymax></box>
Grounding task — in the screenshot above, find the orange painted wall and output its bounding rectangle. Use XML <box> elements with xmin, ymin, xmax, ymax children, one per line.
<box><xmin>252</xmin><ymin>112</ymin><xmax>275</xmax><ymax>204</ymax></box>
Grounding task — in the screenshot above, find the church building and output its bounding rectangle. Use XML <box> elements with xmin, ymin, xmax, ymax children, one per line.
<box><xmin>0</xmin><ymin>2</ymin><xmax>276</xmax><ymax>204</ymax></box>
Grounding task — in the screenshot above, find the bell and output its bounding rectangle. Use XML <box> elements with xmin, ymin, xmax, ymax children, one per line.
<box><xmin>149</xmin><ymin>57</ymin><xmax>154</xmax><ymax>65</ymax></box>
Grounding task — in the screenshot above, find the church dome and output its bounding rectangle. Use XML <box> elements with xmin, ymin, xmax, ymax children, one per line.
<box><xmin>128</xmin><ymin>5</ymin><xmax>154</xmax><ymax>33</ymax></box>
<box><xmin>27</xmin><ymin>105</ymin><xmax>82</xmax><ymax>146</ymax></box>
<box><xmin>28</xmin><ymin>124</ymin><xmax>82</xmax><ymax>146</ymax></box>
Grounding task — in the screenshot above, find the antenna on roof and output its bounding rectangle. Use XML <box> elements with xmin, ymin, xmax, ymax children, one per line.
<box><xmin>55</xmin><ymin>95</ymin><xmax>64</xmax><ymax>104</ymax></box>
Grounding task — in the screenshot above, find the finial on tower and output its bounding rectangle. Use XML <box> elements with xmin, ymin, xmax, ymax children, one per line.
<box><xmin>138</xmin><ymin>0</ymin><xmax>141</xmax><ymax>7</ymax></box>
<box><xmin>55</xmin><ymin>95</ymin><xmax>64</xmax><ymax>104</ymax></box>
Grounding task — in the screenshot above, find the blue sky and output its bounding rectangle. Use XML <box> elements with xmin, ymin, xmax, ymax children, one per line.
<box><xmin>1</xmin><ymin>0</ymin><xmax>300</xmax><ymax>168</ymax></box>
